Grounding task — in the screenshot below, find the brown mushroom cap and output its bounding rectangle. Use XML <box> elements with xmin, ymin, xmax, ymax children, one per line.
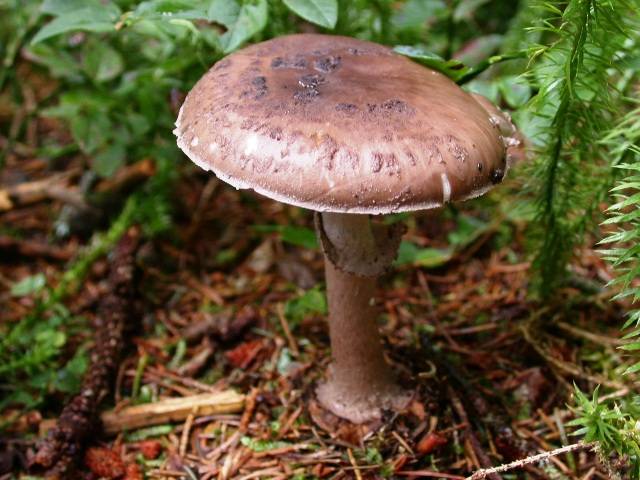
<box><xmin>175</xmin><ymin>34</ymin><xmax>509</xmax><ymax>214</ymax></box>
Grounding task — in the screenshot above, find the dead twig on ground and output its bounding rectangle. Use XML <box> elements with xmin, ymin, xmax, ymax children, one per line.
<box><xmin>0</xmin><ymin>235</ymin><xmax>74</xmax><ymax>261</ymax></box>
<box><xmin>100</xmin><ymin>391</ymin><xmax>245</xmax><ymax>434</ymax></box>
<box><xmin>29</xmin><ymin>227</ymin><xmax>140</xmax><ymax>478</ymax></box>
<box><xmin>466</xmin><ymin>442</ymin><xmax>597</xmax><ymax>480</ymax></box>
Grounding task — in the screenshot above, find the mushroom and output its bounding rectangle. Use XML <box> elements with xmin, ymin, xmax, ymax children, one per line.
<box><xmin>174</xmin><ymin>34</ymin><xmax>515</xmax><ymax>423</ymax></box>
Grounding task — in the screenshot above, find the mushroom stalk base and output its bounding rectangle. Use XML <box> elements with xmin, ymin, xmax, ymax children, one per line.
<box><xmin>316</xmin><ymin>213</ymin><xmax>410</xmax><ymax>423</ymax></box>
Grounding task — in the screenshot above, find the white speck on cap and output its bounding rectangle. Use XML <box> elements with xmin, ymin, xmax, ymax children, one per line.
<box><xmin>244</xmin><ymin>134</ymin><xmax>259</xmax><ymax>156</ymax></box>
<box><xmin>441</xmin><ymin>173</ymin><xmax>451</xmax><ymax>203</ymax></box>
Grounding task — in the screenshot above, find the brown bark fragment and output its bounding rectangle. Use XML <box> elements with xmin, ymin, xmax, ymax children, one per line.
<box><xmin>29</xmin><ymin>227</ymin><xmax>140</xmax><ymax>478</ymax></box>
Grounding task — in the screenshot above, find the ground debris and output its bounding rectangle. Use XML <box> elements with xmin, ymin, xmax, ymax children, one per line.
<box><xmin>28</xmin><ymin>227</ymin><xmax>140</xmax><ymax>478</ymax></box>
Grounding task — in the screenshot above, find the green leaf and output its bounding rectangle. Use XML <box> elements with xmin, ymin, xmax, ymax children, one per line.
<box><xmin>23</xmin><ymin>44</ymin><xmax>83</xmax><ymax>81</ymax></box>
<box><xmin>92</xmin><ymin>143</ymin><xmax>126</xmax><ymax>177</ymax></box>
<box><xmin>11</xmin><ymin>273</ymin><xmax>47</xmax><ymax>297</ymax></box>
<box><xmin>284</xmin><ymin>286</ymin><xmax>327</xmax><ymax>324</ymax></box>
<box><xmin>125</xmin><ymin>425</ymin><xmax>173</xmax><ymax>441</ymax></box>
<box><xmin>395</xmin><ymin>241</ymin><xmax>452</xmax><ymax>268</ymax></box>
<box><xmin>132</xmin><ymin>0</ymin><xmax>209</xmax><ymax>21</ymax></box>
<box><xmin>623</xmin><ymin>362</ymin><xmax>640</xmax><ymax>375</ymax></box>
<box><xmin>241</xmin><ymin>436</ymin><xmax>291</xmax><ymax>452</ymax></box>
<box><xmin>447</xmin><ymin>214</ymin><xmax>488</xmax><ymax>248</ymax></box>
<box><xmin>391</xmin><ymin>0</ymin><xmax>447</xmax><ymax>32</ymax></box>
<box><xmin>394</xmin><ymin>45</ymin><xmax>471</xmax><ymax>82</ymax></box>
<box><xmin>499</xmin><ymin>75</ymin><xmax>531</xmax><ymax>108</ymax></box>
<box><xmin>31</xmin><ymin>5</ymin><xmax>121</xmax><ymax>44</ymax></box>
<box><xmin>208</xmin><ymin>0</ymin><xmax>241</xmax><ymax>27</ymax></box>
<box><xmin>41</xmin><ymin>0</ymin><xmax>104</xmax><ymax>16</ymax></box>
<box><xmin>254</xmin><ymin>225</ymin><xmax>318</xmax><ymax>249</ymax></box>
<box><xmin>221</xmin><ymin>0</ymin><xmax>268</xmax><ymax>53</ymax></box>
<box><xmin>83</xmin><ymin>42</ymin><xmax>124</xmax><ymax>82</ymax></box>
<box><xmin>282</xmin><ymin>0</ymin><xmax>337</xmax><ymax>29</ymax></box>
<box><xmin>70</xmin><ymin>110</ymin><xmax>111</xmax><ymax>154</ymax></box>
<box><xmin>54</xmin><ymin>349</ymin><xmax>88</xmax><ymax>393</ymax></box>
<box><xmin>453</xmin><ymin>0</ymin><xmax>491</xmax><ymax>22</ymax></box>
<box><xmin>395</xmin><ymin>45</ymin><xmax>525</xmax><ymax>84</ymax></box>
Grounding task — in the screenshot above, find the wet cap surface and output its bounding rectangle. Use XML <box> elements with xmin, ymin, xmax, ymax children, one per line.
<box><xmin>175</xmin><ymin>34</ymin><xmax>509</xmax><ymax>214</ymax></box>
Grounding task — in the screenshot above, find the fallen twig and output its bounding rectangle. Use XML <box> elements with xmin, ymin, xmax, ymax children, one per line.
<box><xmin>0</xmin><ymin>235</ymin><xmax>74</xmax><ymax>261</ymax></box>
<box><xmin>29</xmin><ymin>227</ymin><xmax>140</xmax><ymax>478</ymax></box>
<box><xmin>466</xmin><ymin>442</ymin><xmax>596</xmax><ymax>479</ymax></box>
<box><xmin>101</xmin><ymin>391</ymin><xmax>245</xmax><ymax>434</ymax></box>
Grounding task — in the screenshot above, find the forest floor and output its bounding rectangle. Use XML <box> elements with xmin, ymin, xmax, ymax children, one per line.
<box><xmin>1</xmin><ymin>63</ymin><xmax>636</xmax><ymax>480</ymax></box>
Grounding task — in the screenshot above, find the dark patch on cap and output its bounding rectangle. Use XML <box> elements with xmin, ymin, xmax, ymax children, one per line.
<box><xmin>294</xmin><ymin>74</ymin><xmax>325</xmax><ymax>103</ymax></box>
<box><xmin>366</xmin><ymin>100</ymin><xmax>414</xmax><ymax>116</ymax></box>
<box><xmin>445</xmin><ymin>135</ymin><xmax>468</xmax><ymax>163</ymax></box>
<box><xmin>405</xmin><ymin>149</ymin><xmax>417</xmax><ymax>166</ymax></box>
<box><xmin>314</xmin><ymin>56</ymin><xmax>341</xmax><ymax>73</ymax></box>
<box><xmin>371</xmin><ymin>152</ymin><xmax>399</xmax><ymax>175</ymax></box>
<box><xmin>341</xmin><ymin>148</ymin><xmax>360</xmax><ymax>169</ymax></box>
<box><xmin>271</xmin><ymin>56</ymin><xmax>307</xmax><ymax>69</ymax></box>
<box><xmin>269</xmin><ymin>127</ymin><xmax>283</xmax><ymax>141</ymax></box>
<box><xmin>380</xmin><ymin>99</ymin><xmax>413</xmax><ymax>114</ymax></box>
<box><xmin>241</xmin><ymin>76</ymin><xmax>268</xmax><ymax>100</ymax></box>
<box><xmin>298</xmin><ymin>74</ymin><xmax>325</xmax><ymax>88</ymax></box>
<box><xmin>336</xmin><ymin>103</ymin><xmax>358</xmax><ymax>114</ymax></box>
<box><xmin>318</xmin><ymin>135</ymin><xmax>339</xmax><ymax>170</ymax></box>
<box><xmin>372</xmin><ymin>152</ymin><xmax>384</xmax><ymax>173</ymax></box>
<box><xmin>491</xmin><ymin>168</ymin><xmax>504</xmax><ymax>184</ymax></box>
<box><xmin>426</xmin><ymin>143</ymin><xmax>445</xmax><ymax>164</ymax></box>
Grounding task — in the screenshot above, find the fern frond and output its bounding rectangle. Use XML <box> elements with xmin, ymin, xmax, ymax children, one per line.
<box><xmin>525</xmin><ymin>0</ymin><xmax>637</xmax><ymax>297</ymax></box>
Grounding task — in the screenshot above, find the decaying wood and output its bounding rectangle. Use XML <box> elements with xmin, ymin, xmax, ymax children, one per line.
<box><xmin>29</xmin><ymin>227</ymin><xmax>140</xmax><ymax>478</ymax></box>
<box><xmin>100</xmin><ymin>390</ymin><xmax>245</xmax><ymax>434</ymax></box>
<box><xmin>0</xmin><ymin>171</ymin><xmax>85</xmax><ymax>211</ymax></box>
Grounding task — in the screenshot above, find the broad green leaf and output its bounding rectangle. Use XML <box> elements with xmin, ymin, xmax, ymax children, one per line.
<box><xmin>254</xmin><ymin>225</ymin><xmax>317</xmax><ymax>249</ymax></box>
<box><xmin>499</xmin><ymin>75</ymin><xmax>532</xmax><ymax>108</ymax></box>
<box><xmin>22</xmin><ymin>44</ymin><xmax>83</xmax><ymax>81</ymax></box>
<box><xmin>464</xmin><ymin>79</ymin><xmax>499</xmax><ymax>102</ymax></box>
<box><xmin>35</xmin><ymin>329</ymin><xmax>66</xmax><ymax>349</ymax></box>
<box><xmin>395</xmin><ymin>45</ymin><xmax>525</xmax><ymax>84</ymax></box>
<box><xmin>208</xmin><ymin>0</ymin><xmax>241</xmax><ymax>27</ymax></box>
<box><xmin>132</xmin><ymin>0</ymin><xmax>209</xmax><ymax>21</ymax></box>
<box><xmin>394</xmin><ymin>46</ymin><xmax>472</xmax><ymax>82</ymax></box>
<box><xmin>392</xmin><ymin>0</ymin><xmax>447</xmax><ymax>32</ymax></box>
<box><xmin>11</xmin><ymin>273</ymin><xmax>47</xmax><ymax>297</ymax></box>
<box><xmin>31</xmin><ymin>5</ymin><xmax>121</xmax><ymax>44</ymax></box>
<box><xmin>54</xmin><ymin>349</ymin><xmax>88</xmax><ymax>393</ymax></box>
<box><xmin>92</xmin><ymin>143</ymin><xmax>126</xmax><ymax>177</ymax></box>
<box><xmin>70</xmin><ymin>110</ymin><xmax>111</xmax><ymax>154</ymax></box>
<box><xmin>282</xmin><ymin>0</ymin><xmax>337</xmax><ymax>29</ymax></box>
<box><xmin>221</xmin><ymin>0</ymin><xmax>268</xmax><ymax>53</ymax></box>
<box><xmin>447</xmin><ymin>214</ymin><xmax>488</xmax><ymax>248</ymax></box>
<box><xmin>41</xmin><ymin>0</ymin><xmax>103</xmax><ymax>15</ymax></box>
<box><xmin>83</xmin><ymin>42</ymin><xmax>124</xmax><ymax>82</ymax></box>
<box><xmin>284</xmin><ymin>286</ymin><xmax>327</xmax><ymax>324</ymax></box>
<box><xmin>395</xmin><ymin>241</ymin><xmax>452</xmax><ymax>268</ymax></box>
<box><xmin>453</xmin><ymin>0</ymin><xmax>491</xmax><ymax>21</ymax></box>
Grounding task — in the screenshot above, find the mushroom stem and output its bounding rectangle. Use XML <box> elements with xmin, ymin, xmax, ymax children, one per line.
<box><xmin>316</xmin><ymin>212</ymin><xmax>409</xmax><ymax>423</ymax></box>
